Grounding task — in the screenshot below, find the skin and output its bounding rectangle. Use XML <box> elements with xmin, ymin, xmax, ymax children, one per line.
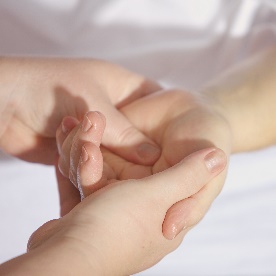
<box><xmin>57</xmin><ymin>89</ymin><xmax>232</xmax><ymax>235</ymax></box>
<box><xmin>202</xmin><ymin>46</ymin><xmax>276</xmax><ymax>152</ymax></box>
<box><xmin>0</xmin><ymin>147</ymin><xmax>227</xmax><ymax>276</ymax></box>
<box><xmin>0</xmin><ymin>57</ymin><xmax>161</xmax><ymax>166</ymax></box>
<box><xmin>51</xmin><ymin>46</ymin><xmax>276</xmax><ymax>274</ymax></box>
<box><xmin>1</xmin><ymin>46</ymin><xmax>276</xmax><ymax>275</ymax></box>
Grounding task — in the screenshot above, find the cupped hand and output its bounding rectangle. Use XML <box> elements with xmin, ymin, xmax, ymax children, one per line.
<box><xmin>56</xmin><ymin>89</ymin><xmax>232</xmax><ymax>238</ymax></box>
<box><xmin>28</xmin><ymin>147</ymin><xmax>227</xmax><ymax>276</ymax></box>
<box><xmin>0</xmin><ymin>57</ymin><xmax>161</xmax><ymax>165</ymax></box>
<box><xmin>119</xmin><ymin>89</ymin><xmax>232</xmax><ymax>237</ymax></box>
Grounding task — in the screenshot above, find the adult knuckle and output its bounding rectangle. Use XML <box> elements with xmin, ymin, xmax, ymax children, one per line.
<box><xmin>117</xmin><ymin>125</ymin><xmax>139</xmax><ymax>144</ymax></box>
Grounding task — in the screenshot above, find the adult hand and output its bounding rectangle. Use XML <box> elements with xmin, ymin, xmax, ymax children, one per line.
<box><xmin>0</xmin><ymin>57</ymin><xmax>161</xmax><ymax>165</ymax></box>
<box><xmin>119</xmin><ymin>89</ymin><xmax>232</xmax><ymax>238</ymax></box>
<box><xmin>25</xmin><ymin>148</ymin><xmax>226</xmax><ymax>276</ymax></box>
<box><xmin>56</xmin><ymin>90</ymin><xmax>231</xmax><ymax>238</ymax></box>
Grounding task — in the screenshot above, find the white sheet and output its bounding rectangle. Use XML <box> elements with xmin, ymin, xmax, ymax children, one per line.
<box><xmin>0</xmin><ymin>0</ymin><xmax>276</xmax><ymax>274</ymax></box>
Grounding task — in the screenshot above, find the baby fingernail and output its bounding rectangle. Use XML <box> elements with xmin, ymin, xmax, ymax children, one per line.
<box><xmin>82</xmin><ymin>115</ymin><xmax>93</xmax><ymax>132</ymax></box>
<box><xmin>80</xmin><ymin>146</ymin><xmax>89</xmax><ymax>163</ymax></box>
<box><xmin>204</xmin><ymin>148</ymin><xmax>226</xmax><ymax>174</ymax></box>
<box><xmin>137</xmin><ymin>143</ymin><xmax>161</xmax><ymax>160</ymax></box>
<box><xmin>61</xmin><ymin>117</ymin><xmax>76</xmax><ymax>134</ymax></box>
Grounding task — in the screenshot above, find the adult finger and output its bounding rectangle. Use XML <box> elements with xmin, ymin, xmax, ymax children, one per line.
<box><xmin>86</xmin><ymin>65</ymin><xmax>162</xmax><ymax>166</ymax></box>
<box><xmin>137</xmin><ymin>147</ymin><xmax>227</xmax><ymax>216</ymax></box>
<box><xmin>100</xmin><ymin>106</ymin><xmax>161</xmax><ymax>166</ymax></box>
<box><xmin>162</xmin><ymin>171</ymin><xmax>226</xmax><ymax>240</ymax></box>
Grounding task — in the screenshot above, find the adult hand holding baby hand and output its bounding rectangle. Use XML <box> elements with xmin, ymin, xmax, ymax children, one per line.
<box><xmin>0</xmin><ymin>57</ymin><xmax>161</xmax><ymax>165</ymax></box>
<box><xmin>57</xmin><ymin>89</ymin><xmax>232</xmax><ymax>237</ymax></box>
<box><xmin>0</xmin><ymin>56</ymin><xmax>231</xmax><ymax>275</ymax></box>
<box><xmin>27</xmin><ymin>146</ymin><xmax>226</xmax><ymax>276</ymax></box>
<box><xmin>120</xmin><ymin>89</ymin><xmax>232</xmax><ymax>238</ymax></box>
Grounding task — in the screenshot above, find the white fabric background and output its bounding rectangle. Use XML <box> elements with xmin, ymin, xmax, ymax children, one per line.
<box><xmin>0</xmin><ymin>0</ymin><xmax>276</xmax><ymax>274</ymax></box>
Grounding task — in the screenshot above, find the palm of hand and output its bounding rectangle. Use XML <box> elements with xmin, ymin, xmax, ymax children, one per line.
<box><xmin>96</xmin><ymin>90</ymin><xmax>231</xmax><ymax>236</ymax></box>
<box><xmin>104</xmin><ymin>89</ymin><xmax>231</xmax><ymax>181</ymax></box>
<box><xmin>58</xmin><ymin>89</ymin><xmax>231</xmax><ymax>226</ymax></box>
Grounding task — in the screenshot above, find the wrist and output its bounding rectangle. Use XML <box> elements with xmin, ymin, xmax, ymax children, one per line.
<box><xmin>203</xmin><ymin>85</ymin><xmax>258</xmax><ymax>153</ymax></box>
<box><xmin>202</xmin><ymin>81</ymin><xmax>276</xmax><ymax>153</ymax></box>
<box><xmin>0</xmin><ymin>232</ymin><xmax>105</xmax><ymax>276</ymax></box>
<box><xmin>201</xmin><ymin>47</ymin><xmax>276</xmax><ymax>153</ymax></box>
<box><xmin>27</xmin><ymin>217</ymin><xmax>112</xmax><ymax>276</ymax></box>
<box><xmin>44</xmin><ymin>235</ymin><xmax>105</xmax><ymax>275</ymax></box>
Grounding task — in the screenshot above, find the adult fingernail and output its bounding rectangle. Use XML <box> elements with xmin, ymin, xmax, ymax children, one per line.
<box><xmin>166</xmin><ymin>222</ymin><xmax>188</xmax><ymax>240</ymax></box>
<box><xmin>82</xmin><ymin>115</ymin><xmax>93</xmax><ymax>132</ymax></box>
<box><xmin>204</xmin><ymin>148</ymin><xmax>226</xmax><ymax>174</ymax></box>
<box><xmin>137</xmin><ymin>143</ymin><xmax>161</xmax><ymax>161</ymax></box>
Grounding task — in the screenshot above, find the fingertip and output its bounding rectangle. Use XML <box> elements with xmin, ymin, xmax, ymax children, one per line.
<box><xmin>77</xmin><ymin>111</ymin><xmax>106</xmax><ymax>152</ymax></box>
<box><xmin>162</xmin><ymin>148</ymin><xmax>227</xmax><ymax>240</ymax></box>
<box><xmin>93</xmin><ymin>111</ymin><xmax>106</xmax><ymax>127</ymax></box>
<box><xmin>61</xmin><ymin>116</ymin><xmax>79</xmax><ymax>134</ymax></box>
<box><xmin>77</xmin><ymin>143</ymin><xmax>104</xmax><ymax>197</ymax></box>
<box><xmin>112</xmin><ymin>140</ymin><xmax>161</xmax><ymax>166</ymax></box>
<box><xmin>138</xmin><ymin>147</ymin><xmax>227</xmax><ymax>216</ymax></box>
<box><xmin>56</xmin><ymin>116</ymin><xmax>79</xmax><ymax>153</ymax></box>
<box><xmin>162</xmin><ymin>198</ymin><xmax>197</xmax><ymax>240</ymax></box>
<box><xmin>176</xmin><ymin>147</ymin><xmax>227</xmax><ymax>175</ymax></box>
<box><xmin>136</xmin><ymin>142</ymin><xmax>161</xmax><ymax>165</ymax></box>
<box><xmin>101</xmin><ymin>106</ymin><xmax>162</xmax><ymax>165</ymax></box>
<box><xmin>204</xmin><ymin>147</ymin><xmax>227</xmax><ymax>174</ymax></box>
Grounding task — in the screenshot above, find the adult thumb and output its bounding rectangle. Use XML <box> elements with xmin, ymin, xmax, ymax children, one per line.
<box><xmin>101</xmin><ymin>106</ymin><xmax>161</xmax><ymax>166</ymax></box>
<box><xmin>138</xmin><ymin>147</ymin><xmax>227</xmax><ymax>212</ymax></box>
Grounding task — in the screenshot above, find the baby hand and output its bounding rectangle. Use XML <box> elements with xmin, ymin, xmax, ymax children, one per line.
<box><xmin>56</xmin><ymin>111</ymin><xmax>115</xmax><ymax>199</ymax></box>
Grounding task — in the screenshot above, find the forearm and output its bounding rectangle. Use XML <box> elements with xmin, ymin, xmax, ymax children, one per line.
<box><xmin>202</xmin><ymin>46</ymin><xmax>276</xmax><ymax>153</ymax></box>
<box><xmin>0</xmin><ymin>57</ymin><xmax>25</xmax><ymax>140</ymax></box>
